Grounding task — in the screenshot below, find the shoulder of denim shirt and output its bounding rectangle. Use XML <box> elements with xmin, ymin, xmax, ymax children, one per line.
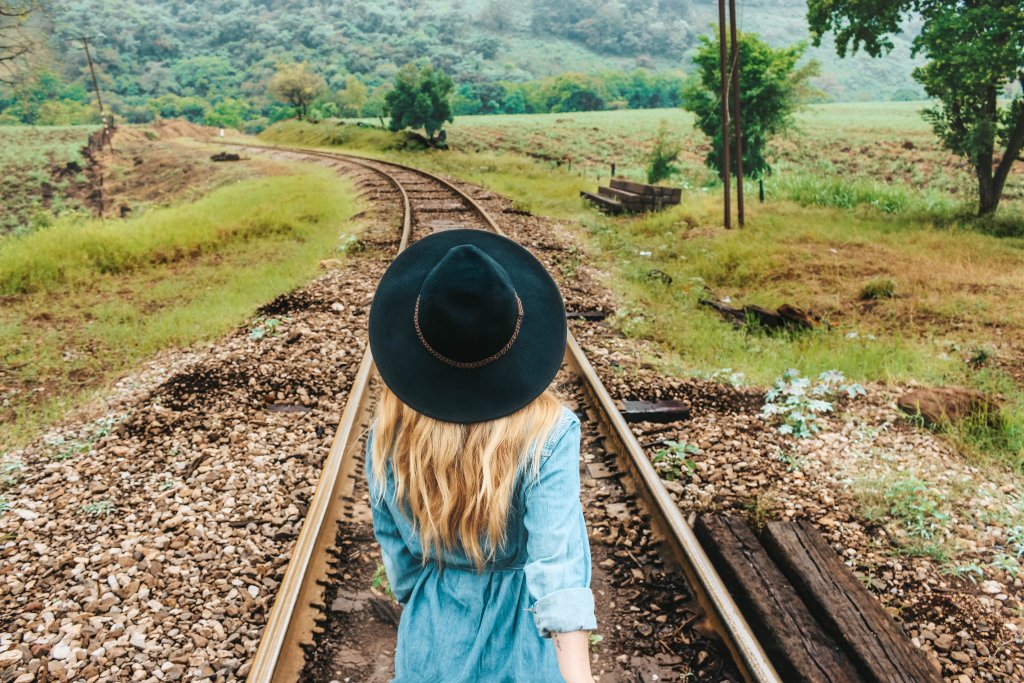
<box><xmin>539</xmin><ymin>405</ymin><xmax>581</xmax><ymax>461</ymax></box>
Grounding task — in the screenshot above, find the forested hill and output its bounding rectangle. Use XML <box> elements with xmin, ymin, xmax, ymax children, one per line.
<box><xmin>3</xmin><ymin>0</ymin><xmax>921</xmax><ymax>126</ymax></box>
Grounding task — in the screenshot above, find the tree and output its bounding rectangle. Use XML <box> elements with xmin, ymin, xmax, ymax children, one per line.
<box><xmin>268</xmin><ymin>62</ymin><xmax>326</xmax><ymax>121</ymax></box>
<box><xmin>682</xmin><ymin>32</ymin><xmax>819</xmax><ymax>197</ymax></box>
<box><xmin>205</xmin><ymin>98</ymin><xmax>250</xmax><ymax>129</ymax></box>
<box><xmin>0</xmin><ymin>0</ymin><xmax>36</xmax><ymax>83</ymax></box>
<box><xmin>806</xmin><ymin>0</ymin><xmax>1024</xmax><ymax>216</ymax></box>
<box><xmin>384</xmin><ymin>64</ymin><xmax>454</xmax><ymax>142</ymax></box>
<box><xmin>338</xmin><ymin>75</ymin><xmax>367</xmax><ymax>117</ymax></box>
<box><xmin>541</xmin><ymin>73</ymin><xmax>608</xmax><ymax>113</ymax></box>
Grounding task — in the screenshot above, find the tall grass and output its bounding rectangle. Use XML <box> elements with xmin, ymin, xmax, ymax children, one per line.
<box><xmin>0</xmin><ymin>175</ymin><xmax>346</xmax><ymax>295</ymax></box>
<box><xmin>1</xmin><ymin>168</ymin><xmax>361</xmax><ymax>448</ymax></box>
<box><xmin>774</xmin><ymin>173</ymin><xmax>963</xmax><ymax>216</ymax></box>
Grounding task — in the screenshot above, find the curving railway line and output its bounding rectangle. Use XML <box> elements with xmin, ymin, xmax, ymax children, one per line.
<box><xmin>224</xmin><ymin>144</ymin><xmax>779</xmax><ymax>683</ymax></box>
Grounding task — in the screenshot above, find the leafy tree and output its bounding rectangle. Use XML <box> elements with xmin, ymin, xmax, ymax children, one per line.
<box><xmin>35</xmin><ymin>99</ymin><xmax>98</xmax><ymax>125</ymax></box>
<box><xmin>384</xmin><ymin>64</ymin><xmax>453</xmax><ymax>142</ymax></box>
<box><xmin>268</xmin><ymin>62</ymin><xmax>326</xmax><ymax>121</ymax></box>
<box><xmin>204</xmin><ymin>97</ymin><xmax>250</xmax><ymax>129</ymax></box>
<box><xmin>682</xmin><ymin>32</ymin><xmax>819</xmax><ymax>196</ymax></box>
<box><xmin>362</xmin><ymin>83</ymin><xmax>390</xmax><ymax>118</ymax></box>
<box><xmin>542</xmin><ymin>73</ymin><xmax>608</xmax><ymax>113</ymax></box>
<box><xmin>146</xmin><ymin>93</ymin><xmax>209</xmax><ymax>123</ymax></box>
<box><xmin>806</xmin><ymin>0</ymin><xmax>1024</xmax><ymax>216</ymax></box>
<box><xmin>170</xmin><ymin>56</ymin><xmax>240</xmax><ymax>99</ymax></box>
<box><xmin>338</xmin><ymin>75</ymin><xmax>367</xmax><ymax>117</ymax></box>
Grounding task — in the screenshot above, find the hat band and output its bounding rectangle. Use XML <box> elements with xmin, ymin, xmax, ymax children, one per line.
<box><xmin>414</xmin><ymin>295</ymin><xmax>524</xmax><ymax>370</ymax></box>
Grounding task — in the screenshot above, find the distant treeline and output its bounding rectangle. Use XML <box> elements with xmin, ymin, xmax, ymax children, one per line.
<box><xmin>0</xmin><ymin>67</ymin><xmax>686</xmax><ymax>130</ymax></box>
<box><xmin>0</xmin><ymin>0</ymin><xmax>698</xmax><ymax>128</ymax></box>
<box><xmin>451</xmin><ymin>71</ymin><xmax>686</xmax><ymax>116</ymax></box>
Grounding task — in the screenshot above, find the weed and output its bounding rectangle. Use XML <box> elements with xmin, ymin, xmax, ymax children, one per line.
<box><xmin>338</xmin><ymin>234</ymin><xmax>365</xmax><ymax>255</ymax></box>
<box><xmin>761</xmin><ymin>369</ymin><xmax>866</xmax><ymax>438</ymax></box>
<box><xmin>706</xmin><ymin>367</ymin><xmax>746</xmax><ymax>386</ymax></box>
<box><xmin>859</xmin><ymin>472</ymin><xmax>952</xmax><ymax>558</ymax></box>
<box><xmin>82</xmin><ymin>499</ymin><xmax>115</xmax><ymax>516</ymax></box>
<box><xmin>250</xmin><ymin>316</ymin><xmax>284</xmax><ymax>341</ymax></box>
<box><xmin>0</xmin><ymin>498</ymin><xmax>9</xmax><ymax>514</ymax></box>
<box><xmin>859</xmin><ymin>278</ymin><xmax>896</xmax><ymax>300</ymax></box>
<box><xmin>371</xmin><ymin>563</ymin><xmax>395</xmax><ymax>600</ymax></box>
<box><xmin>884</xmin><ymin>477</ymin><xmax>949</xmax><ymax>539</ymax></box>
<box><xmin>942</xmin><ymin>562</ymin><xmax>985</xmax><ymax>583</ymax></box>
<box><xmin>992</xmin><ymin>553</ymin><xmax>1021</xmax><ymax>577</ymax></box>
<box><xmin>651</xmin><ymin>441</ymin><xmax>701</xmax><ymax>481</ymax></box>
<box><xmin>559</xmin><ymin>246</ymin><xmax>582</xmax><ymax>280</ymax></box>
<box><xmin>1</xmin><ymin>461</ymin><xmax>25</xmax><ymax>486</ymax></box>
<box><xmin>777</xmin><ymin>451</ymin><xmax>808</xmax><ymax>472</ymax></box>
<box><xmin>588</xmin><ymin>633</ymin><xmax>604</xmax><ymax>647</ymax></box>
<box><xmin>1008</xmin><ymin>526</ymin><xmax>1024</xmax><ymax>556</ymax></box>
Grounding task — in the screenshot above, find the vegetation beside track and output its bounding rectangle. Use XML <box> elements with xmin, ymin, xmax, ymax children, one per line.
<box><xmin>259</xmin><ymin>113</ymin><xmax>1024</xmax><ymax>470</ymax></box>
<box><xmin>0</xmin><ymin>167</ymin><xmax>362</xmax><ymax>448</ymax></box>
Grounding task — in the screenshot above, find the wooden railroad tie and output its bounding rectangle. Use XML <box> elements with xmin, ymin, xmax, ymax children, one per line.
<box><xmin>620</xmin><ymin>399</ymin><xmax>691</xmax><ymax>423</ymax></box>
<box><xmin>695</xmin><ymin>516</ymin><xmax>942</xmax><ymax>683</ymax></box>
<box><xmin>582</xmin><ymin>178</ymin><xmax>682</xmax><ymax>214</ymax></box>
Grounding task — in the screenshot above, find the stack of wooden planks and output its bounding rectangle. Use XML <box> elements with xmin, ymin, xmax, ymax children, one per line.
<box><xmin>582</xmin><ymin>177</ymin><xmax>682</xmax><ymax>214</ymax></box>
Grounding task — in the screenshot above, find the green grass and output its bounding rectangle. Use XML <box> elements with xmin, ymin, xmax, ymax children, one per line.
<box><xmin>0</xmin><ymin>167</ymin><xmax>362</xmax><ymax>449</ymax></box>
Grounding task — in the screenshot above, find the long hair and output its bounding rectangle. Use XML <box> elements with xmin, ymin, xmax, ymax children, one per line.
<box><xmin>371</xmin><ymin>386</ymin><xmax>563</xmax><ymax>569</ymax></box>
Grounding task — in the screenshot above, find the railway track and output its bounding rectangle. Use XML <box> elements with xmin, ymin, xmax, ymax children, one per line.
<box><xmin>227</xmin><ymin>144</ymin><xmax>779</xmax><ymax>683</ymax></box>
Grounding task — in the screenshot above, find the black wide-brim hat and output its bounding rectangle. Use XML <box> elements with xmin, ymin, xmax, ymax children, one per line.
<box><xmin>369</xmin><ymin>229</ymin><xmax>567</xmax><ymax>424</ymax></box>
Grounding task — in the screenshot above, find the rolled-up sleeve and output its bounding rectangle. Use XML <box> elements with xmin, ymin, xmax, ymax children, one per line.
<box><xmin>523</xmin><ymin>415</ymin><xmax>597</xmax><ymax>637</ymax></box>
<box><xmin>366</xmin><ymin>433</ymin><xmax>422</xmax><ymax>605</ymax></box>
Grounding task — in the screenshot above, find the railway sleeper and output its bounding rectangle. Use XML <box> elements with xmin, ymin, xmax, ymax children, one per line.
<box><xmin>695</xmin><ymin>515</ymin><xmax>942</xmax><ymax>683</ymax></box>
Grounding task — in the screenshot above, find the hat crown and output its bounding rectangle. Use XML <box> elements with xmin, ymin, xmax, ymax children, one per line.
<box><xmin>417</xmin><ymin>245</ymin><xmax>521</xmax><ymax>365</ymax></box>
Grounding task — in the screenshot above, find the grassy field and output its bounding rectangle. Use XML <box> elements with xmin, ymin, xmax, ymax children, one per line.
<box><xmin>260</xmin><ymin>110</ymin><xmax>1024</xmax><ymax>468</ymax></box>
<box><xmin>0</xmin><ymin>165</ymin><xmax>362</xmax><ymax>448</ymax></box>
<box><xmin>0</xmin><ymin>125</ymin><xmax>98</xmax><ymax>235</ymax></box>
<box><xmin>444</xmin><ymin>103</ymin><xmax>1019</xmax><ymax>218</ymax></box>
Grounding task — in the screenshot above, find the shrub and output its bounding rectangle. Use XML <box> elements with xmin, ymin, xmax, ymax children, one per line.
<box><xmin>859</xmin><ymin>278</ymin><xmax>896</xmax><ymax>300</ymax></box>
<box><xmin>761</xmin><ymin>369</ymin><xmax>866</xmax><ymax>438</ymax></box>
<box><xmin>646</xmin><ymin>120</ymin><xmax>682</xmax><ymax>184</ymax></box>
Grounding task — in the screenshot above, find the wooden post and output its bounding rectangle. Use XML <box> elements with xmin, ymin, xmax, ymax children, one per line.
<box><xmin>717</xmin><ymin>0</ymin><xmax>731</xmax><ymax>229</ymax></box>
<box><xmin>81</xmin><ymin>37</ymin><xmax>104</xmax><ymax>115</ymax></box>
<box><xmin>728</xmin><ymin>0</ymin><xmax>744</xmax><ymax>227</ymax></box>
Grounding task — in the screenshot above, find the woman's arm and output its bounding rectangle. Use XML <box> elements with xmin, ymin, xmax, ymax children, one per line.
<box><xmin>551</xmin><ymin>631</ymin><xmax>594</xmax><ymax>683</ymax></box>
<box><xmin>366</xmin><ymin>434</ymin><xmax>422</xmax><ymax>604</ymax></box>
<box><xmin>522</xmin><ymin>413</ymin><xmax>597</xmax><ymax>682</ymax></box>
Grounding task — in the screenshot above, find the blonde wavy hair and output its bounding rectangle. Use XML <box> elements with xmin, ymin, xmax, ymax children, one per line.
<box><xmin>371</xmin><ymin>386</ymin><xmax>563</xmax><ymax>569</ymax></box>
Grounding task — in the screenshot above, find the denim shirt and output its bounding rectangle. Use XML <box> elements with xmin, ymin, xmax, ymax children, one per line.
<box><xmin>366</xmin><ymin>406</ymin><xmax>596</xmax><ymax>681</ymax></box>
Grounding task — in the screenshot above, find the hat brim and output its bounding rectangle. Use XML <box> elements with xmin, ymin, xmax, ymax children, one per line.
<box><xmin>369</xmin><ymin>229</ymin><xmax>566</xmax><ymax>424</ymax></box>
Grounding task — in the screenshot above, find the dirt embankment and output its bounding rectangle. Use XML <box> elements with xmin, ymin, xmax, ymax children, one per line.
<box><xmin>72</xmin><ymin>119</ymin><xmax>249</xmax><ymax>220</ymax></box>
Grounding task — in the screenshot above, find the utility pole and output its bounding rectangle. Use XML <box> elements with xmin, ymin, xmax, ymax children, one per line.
<box><xmin>728</xmin><ymin>0</ymin><xmax>745</xmax><ymax>226</ymax></box>
<box><xmin>80</xmin><ymin>37</ymin><xmax>104</xmax><ymax>115</ymax></box>
<box><xmin>717</xmin><ymin>0</ymin><xmax>731</xmax><ymax>229</ymax></box>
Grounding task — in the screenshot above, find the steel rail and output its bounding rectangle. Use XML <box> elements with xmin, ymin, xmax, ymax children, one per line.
<box><xmin>234</xmin><ymin>142</ymin><xmax>780</xmax><ymax>683</ymax></box>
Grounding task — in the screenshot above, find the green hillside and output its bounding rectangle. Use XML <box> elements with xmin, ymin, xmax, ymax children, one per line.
<box><xmin>0</xmin><ymin>0</ymin><xmax>921</xmax><ymax>127</ymax></box>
